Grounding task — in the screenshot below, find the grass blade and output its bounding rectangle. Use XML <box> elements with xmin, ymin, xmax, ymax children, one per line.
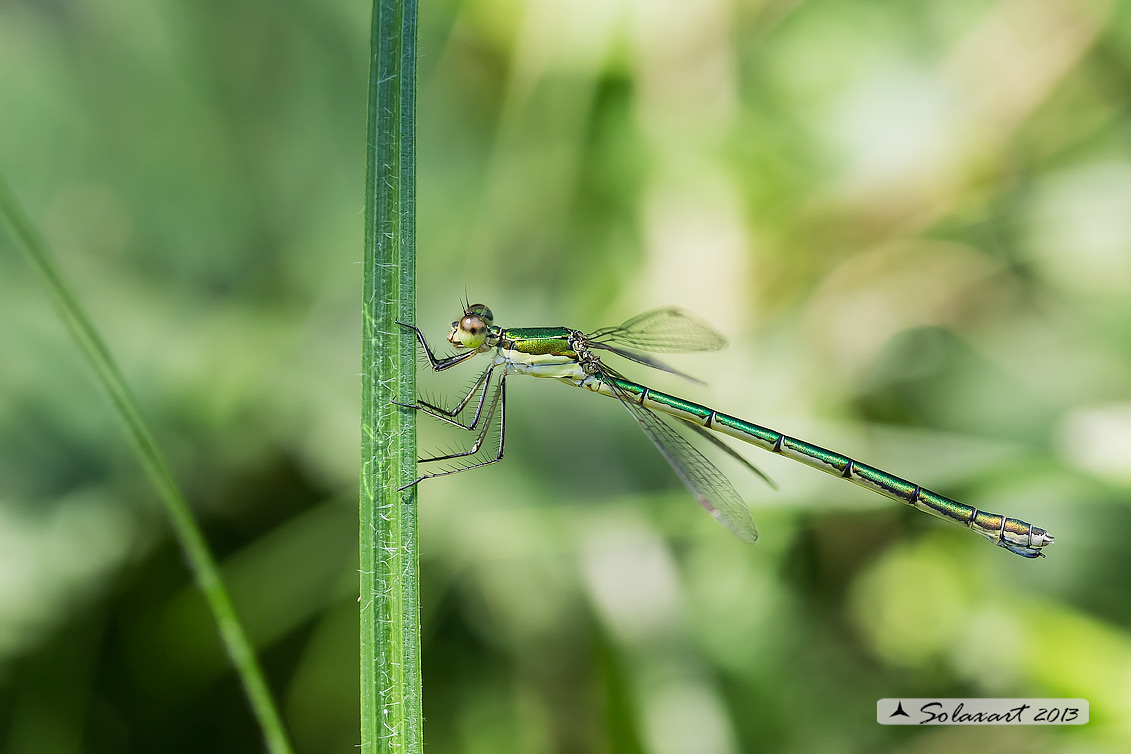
<box><xmin>0</xmin><ymin>175</ymin><xmax>293</xmax><ymax>753</ymax></box>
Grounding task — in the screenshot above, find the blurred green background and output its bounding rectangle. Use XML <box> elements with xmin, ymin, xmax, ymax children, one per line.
<box><xmin>3</xmin><ymin>0</ymin><xmax>1130</xmax><ymax>752</ymax></box>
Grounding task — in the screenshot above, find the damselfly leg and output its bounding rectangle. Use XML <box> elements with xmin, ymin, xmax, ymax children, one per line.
<box><xmin>396</xmin><ymin>320</ymin><xmax>509</xmax><ymax>488</ymax></box>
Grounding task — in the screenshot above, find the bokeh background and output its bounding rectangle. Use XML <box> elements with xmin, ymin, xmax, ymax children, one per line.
<box><xmin>2</xmin><ymin>0</ymin><xmax>1130</xmax><ymax>752</ymax></box>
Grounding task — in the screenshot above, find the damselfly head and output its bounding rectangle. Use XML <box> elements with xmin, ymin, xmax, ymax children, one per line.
<box><xmin>448</xmin><ymin>303</ymin><xmax>494</xmax><ymax>349</ymax></box>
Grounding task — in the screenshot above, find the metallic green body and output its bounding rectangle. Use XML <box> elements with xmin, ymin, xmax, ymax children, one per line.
<box><xmin>500</xmin><ymin>328</ymin><xmax>576</xmax><ymax>358</ymax></box>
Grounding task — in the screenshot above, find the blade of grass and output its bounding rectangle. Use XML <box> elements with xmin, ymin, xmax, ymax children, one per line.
<box><xmin>0</xmin><ymin>174</ymin><xmax>293</xmax><ymax>754</ymax></box>
<box><xmin>359</xmin><ymin>0</ymin><xmax>421</xmax><ymax>752</ymax></box>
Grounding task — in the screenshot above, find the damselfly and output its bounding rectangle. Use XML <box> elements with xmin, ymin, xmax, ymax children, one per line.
<box><xmin>397</xmin><ymin>304</ymin><xmax>1053</xmax><ymax>558</ymax></box>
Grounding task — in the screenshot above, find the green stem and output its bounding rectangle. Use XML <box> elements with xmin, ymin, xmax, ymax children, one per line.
<box><xmin>359</xmin><ymin>0</ymin><xmax>421</xmax><ymax>752</ymax></box>
<box><xmin>0</xmin><ymin>177</ymin><xmax>293</xmax><ymax>753</ymax></box>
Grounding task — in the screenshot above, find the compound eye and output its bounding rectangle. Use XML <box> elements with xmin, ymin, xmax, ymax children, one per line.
<box><xmin>453</xmin><ymin>314</ymin><xmax>488</xmax><ymax>348</ymax></box>
<box><xmin>447</xmin><ymin>303</ymin><xmax>494</xmax><ymax>348</ymax></box>
<box><xmin>467</xmin><ymin>304</ymin><xmax>494</xmax><ymax>325</ymax></box>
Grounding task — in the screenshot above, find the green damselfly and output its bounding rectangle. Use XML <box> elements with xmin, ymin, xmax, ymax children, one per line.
<box><xmin>397</xmin><ymin>304</ymin><xmax>1053</xmax><ymax>558</ymax></box>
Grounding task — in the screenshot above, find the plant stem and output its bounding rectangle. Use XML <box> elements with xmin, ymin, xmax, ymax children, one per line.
<box><xmin>359</xmin><ymin>0</ymin><xmax>421</xmax><ymax>752</ymax></box>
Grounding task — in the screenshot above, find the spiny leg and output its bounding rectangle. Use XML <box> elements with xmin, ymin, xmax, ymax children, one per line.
<box><xmin>399</xmin><ymin>377</ymin><xmax>509</xmax><ymax>489</ymax></box>
<box><xmin>396</xmin><ymin>320</ymin><xmax>480</xmax><ymax>372</ymax></box>
<box><xmin>396</xmin><ymin>364</ymin><xmax>497</xmax><ymax>431</ymax></box>
<box><xmin>415</xmin><ymin>377</ymin><xmax>503</xmax><ymax>463</ymax></box>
